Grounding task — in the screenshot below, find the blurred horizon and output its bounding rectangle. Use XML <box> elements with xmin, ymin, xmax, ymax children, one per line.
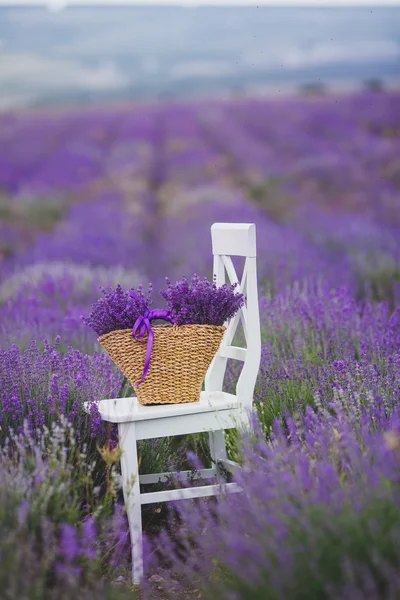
<box><xmin>1</xmin><ymin>5</ymin><xmax>399</xmax><ymax>111</ymax></box>
<box><xmin>3</xmin><ymin>1</ymin><xmax>400</xmax><ymax>5</ymax></box>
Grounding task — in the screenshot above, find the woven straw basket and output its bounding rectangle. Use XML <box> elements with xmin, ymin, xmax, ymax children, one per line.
<box><xmin>98</xmin><ymin>324</ymin><xmax>225</xmax><ymax>405</ymax></box>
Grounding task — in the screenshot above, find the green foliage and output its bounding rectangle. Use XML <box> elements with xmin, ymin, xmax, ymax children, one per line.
<box><xmin>0</xmin><ymin>195</ymin><xmax>65</xmax><ymax>231</ymax></box>
<box><xmin>256</xmin><ymin>380</ymin><xmax>316</xmax><ymax>436</ymax></box>
<box><xmin>355</xmin><ymin>257</ymin><xmax>400</xmax><ymax>309</ymax></box>
<box><xmin>246</xmin><ymin>179</ymin><xmax>294</xmax><ymax>223</ymax></box>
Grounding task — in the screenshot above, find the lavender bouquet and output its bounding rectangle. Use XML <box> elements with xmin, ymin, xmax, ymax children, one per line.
<box><xmin>160</xmin><ymin>274</ymin><xmax>244</xmax><ymax>326</ymax></box>
<box><xmin>84</xmin><ymin>276</ymin><xmax>244</xmax><ymax>405</ymax></box>
<box><xmin>83</xmin><ymin>283</ymin><xmax>154</xmax><ymax>337</ymax></box>
<box><xmin>84</xmin><ymin>275</ymin><xmax>244</xmax><ymax>335</ymax></box>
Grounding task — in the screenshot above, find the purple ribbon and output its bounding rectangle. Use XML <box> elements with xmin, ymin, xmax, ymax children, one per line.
<box><xmin>130</xmin><ymin>292</ymin><xmax>173</xmax><ymax>385</ymax></box>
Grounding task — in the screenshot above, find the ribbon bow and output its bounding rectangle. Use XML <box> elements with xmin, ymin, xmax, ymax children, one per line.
<box><xmin>130</xmin><ymin>292</ymin><xmax>173</xmax><ymax>385</ymax></box>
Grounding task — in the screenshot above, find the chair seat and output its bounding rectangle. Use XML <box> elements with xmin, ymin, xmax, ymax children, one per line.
<box><xmin>89</xmin><ymin>391</ymin><xmax>239</xmax><ymax>424</ymax></box>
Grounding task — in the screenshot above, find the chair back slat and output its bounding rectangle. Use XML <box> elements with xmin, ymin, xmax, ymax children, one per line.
<box><xmin>205</xmin><ymin>223</ymin><xmax>261</xmax><ymax>409</ymax></box>
<box><xmin>211</xmin><ymin>223</ymin><xmax>256</xmax><ymax>257</ymax></box>
<box><xmin>219</xmin><ymin>346</ymin><xmax>247</xmax><ymax>361</ymax></box>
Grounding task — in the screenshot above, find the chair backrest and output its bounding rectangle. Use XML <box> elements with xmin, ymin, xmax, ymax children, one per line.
<box><xmin>205</xmin><ymin>223</ymin><xmax>261</xmax><ymax>409</ymax></box>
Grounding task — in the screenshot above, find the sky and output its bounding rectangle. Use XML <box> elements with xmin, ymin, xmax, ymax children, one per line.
<box><xmin>1</xmin><ymin>0</ymin><xmax>400</xmax><ymax>6</ymax></box>
<box><xmin>1</xmin><ymin>0</ymin><xmax>399</xmax><ymax>108</ymax></box>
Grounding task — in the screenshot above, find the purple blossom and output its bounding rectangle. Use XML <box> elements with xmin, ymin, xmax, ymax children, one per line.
<box><xmin>60</xmin><ymin>523</ymin><xmax>79</xmax><ymax>562</ymax></box>
<box><xmin>160</xmin><ymin>274</ymin><xmax>244</xmax><ymax>326</ymax></box>
<box><xmin>0</xmin><ymin>339</ymin><xmax>123</xmax><ymax>440</ymax></box>
<box><xmin>1</xmin><ymin>89</ymin><xmax>400</xmax><ymax>598</ymax></box>
<box><xmin>144</xmin><ymin>407</ymin><xmax>400</xmax><ymax>599</ymax></box>
<box><xmin>81</xmin><ymin>516</ymin><xmax>98</xmax><ymax>560</ymax></box>
<box><xmin>83</xmin><ymin>276</ymin><xmax>244</xmax><ymax>335</ymax></box>
<box><xmin>82</xmin><ymin>283</ymin><xmax>153</xmax><ymax>336</ymax></box>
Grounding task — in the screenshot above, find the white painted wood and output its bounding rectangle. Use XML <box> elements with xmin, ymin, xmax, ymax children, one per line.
<box><xmin>139</xmin><ymin>468</ymin><xmax>216</xmax><ymax>485</ymax></box>
<box><xmin>219</xmin><ymin>346</ymin><xmax>247</xmax><ymax>361</ymax></box>
<box><xmin>89</xmin><ymin>222</ymin><xmax>262</xmax><ymax>584</ymax></box>
<box><xmin>236</xmin><ymin>256</ymin><xmax>261</xmax><ymax>409</ymax></box>
<box><xmin>209</xmin><ymin>429</ymin><xmax>228</xmax><ymax>481</ymax></box>
<box><xmin>211</xmin><ymin>222</ymin><xmax>256</xmax><ymax>257</ymax></box>
<box><xmin>135</xmin><ymin>407</ymin><xmax>249</xmax><ymax>441</ymax></box>
<box><xmin>222</xmin><ymin>255</ymin><xmax>240</xmax><ymax>288</ymax></box>
<box><xmin>219</xmin><ymin>458</ymin><xmax>240</xmax><ymax>473</ymax></box>
<box><xmin>206</xmin><ymin>226</ymin><xmax>261</xmax><ymax>412</ymax></box>
<box><xmin>118</xmin><ymin>423</ymin><xmax>143</xmax><ymax>584</ymax></box>
<box><xmin>140</xmin><ymin>482</ymin><xmax>241</xmax><ymax>505</ymax></box>
<box><xmin>93</xmin><ymin>391</ymin><xmax>238</xmax><ymax>424</ymax></box>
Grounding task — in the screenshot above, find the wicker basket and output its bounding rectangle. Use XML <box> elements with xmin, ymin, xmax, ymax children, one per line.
<box><xmin>98</xmin><ymin>324</ymin><xmax>225</xmax><ymax>405</ymax></box>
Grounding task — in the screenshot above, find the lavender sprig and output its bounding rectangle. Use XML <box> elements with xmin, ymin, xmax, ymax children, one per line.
<box><xmin>160</xmin><ymin>274</ymin><xmax>244</xmax><ymax>326</ymax></box>
<box><xmin>82</xmin><ymin>283</ymin><xmax>153</xmax><ymax>336</ymax></box>
<box><xmin>83</xmin><ymin>276</ymin><xmax>244</xmax><ymax>335</ymax></box>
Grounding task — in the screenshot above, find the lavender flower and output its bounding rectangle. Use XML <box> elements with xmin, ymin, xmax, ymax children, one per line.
<box><xmin>144</xmin><ymin>406</ymin><xmax>400</xmax><ymax>599</ymax></box>
<box><xmin>0</xmin><ymin>419</ymin><xmax>132</xmax><ymax>598</ymax></box>
<box><xmin>160</xmin><ymin>274</ymin><xmax>244</xmax><ymax>326</ymax></box>
<box><xmin>60</xmin><ymin>523</ymin><xmax>79</xmax><ymax>562</ymax></box>
<box><xmin>1</xmin><ymin>89</ymin><xmax>400</xmax><ymax>599</ymax></box>
<box><xmin>83</xmin><ymin>276</ymin><xmax>243</xmax><ymax>335</ymax></box>
<box><xmin>82</xmin><ymin>283</ymin><xmax>153</xmax><ymax>336</ymax></box>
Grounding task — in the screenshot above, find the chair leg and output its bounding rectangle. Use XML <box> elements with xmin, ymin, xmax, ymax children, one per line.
<box><xmin>118</xmin><ymin>422</ymin><xmax>143</xmax><ymax>585</ymax></box>
<box><xmin>209</xmin><ymin>430</ymin><xmax>228</xmax><ymax>481</ymax></box>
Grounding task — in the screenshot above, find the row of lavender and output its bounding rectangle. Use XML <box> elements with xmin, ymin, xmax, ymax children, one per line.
<box><xmin>0</xmin><ymin>91</ymin><xmax>400</xmax><ymax>598</ymax></box>
<box><xmin>1</xmin><ymin>93</ymin><xmax>400</xmax><ymax>349</ymax></box>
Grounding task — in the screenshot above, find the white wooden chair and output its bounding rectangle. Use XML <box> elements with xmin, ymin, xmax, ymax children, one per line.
<box><xmin>93</xmin><ymin>223</ymin><xmax>261</xmax><ymax>583</ymax></box>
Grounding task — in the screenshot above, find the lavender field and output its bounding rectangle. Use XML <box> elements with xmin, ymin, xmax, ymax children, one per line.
<box><xmin>1</xmin><ymin>90</ymin><xmax>400</xmax><ymax>599</ymax></box>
